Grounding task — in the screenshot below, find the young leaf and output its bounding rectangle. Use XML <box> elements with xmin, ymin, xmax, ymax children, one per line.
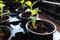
<box><xmin>32</xmin><ymin>1</ymin><xmax>38</xmax><ymax>6</ymax></box>
<box><xmin>0</xmin><ymin>1</ymin><xmax>3</xmax><ymax>3</ymax></box>
<box><xmin>0</xmin><ymin>3</ymin><xmax>5</xmax><ymax>8</ymax></box>
<box><xmin>20</xmin><ymin>0</ymin><xmax>25</xmax><ymax>5</ymax></box>
<box><xmin>25</xmin><ymin>1</ymin><xmax>32</xmax><ymax>7</ymax></box>
<box><xmin>31</xmin><ymin>8</ymin><xmax>39</xmax><ymax>16</ymax></box>
<box><xmin>15</xmin><ymin>0</ymin><xmax>18</xmax><ymax>2</ymax></box>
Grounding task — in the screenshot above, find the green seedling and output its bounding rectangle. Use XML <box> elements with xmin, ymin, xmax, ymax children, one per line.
<box><xmin>25</xmin><ymin>0</ymin><xmax>41</xmax><ymax>16</ymax></box>
<box><xmin>25</xmin><ymin>0</ymin><xmax>41</xmax><ymax>28</ymax></box>
<box><xmin>15</xmin><ymin>0</ymin><xmax>25</xmax><ymax>7</ymax></box>
<box><xmin>0</xmin><ymin>1</ymin><xmax>11</xmax><ymax>19</ymax></box>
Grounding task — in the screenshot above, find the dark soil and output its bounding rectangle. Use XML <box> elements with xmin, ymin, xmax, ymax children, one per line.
<box><xmin>0</xmin><ymin>16</ymin><xmax>9</xmax><ymax>22</ymax></box>
<box><xmin>0</xmin><ymin>27</ymin><xmax>11</xmax><ymax>40</ymax></box>
<box><xmin>28</xmin><ymin>20</ymin><xmax>54</xmax><ymax>34</ymax></box>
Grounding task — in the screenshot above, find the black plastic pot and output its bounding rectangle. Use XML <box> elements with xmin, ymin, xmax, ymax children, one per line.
<box><xmin>11</xmin><ymin>32</ymin><xmax>30</xmax><ymax>40</ymax></box>
<box><xmin>19</xmin><ymin>12</ymin><xmax>31</xmax><ymax>26</ymax></box>
<box><xmin>26</xmin><ymin>20</ymin><xmax>56</xmax><ymax>40</ymax></box>
<box><xmin>0</xmin><ymin>25</ymin><xmax>12</xmax><ymax>40</ymax></box>
<box><xmin>18</xmin><ymin>12</ymin><xmax>31</xmax><ymax>33</ymax></box>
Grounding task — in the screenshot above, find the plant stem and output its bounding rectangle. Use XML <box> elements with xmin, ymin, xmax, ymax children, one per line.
<box><xmin>31</xmin><ymin>6</ymin><xmax>32</xmax><ymax>10</ymax></box>
<box><xmin>33</xmin><ymin>26</ymin><xmax>37</xmax><ymax>29</ymax></box>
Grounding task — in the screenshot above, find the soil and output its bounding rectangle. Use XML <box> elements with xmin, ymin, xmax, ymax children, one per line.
<box><xmin>28</xmin><ymin>20</ymin><xmax>54</xmax><ymax>34</ymax></box>
<box><xmin>20</xmin><ymin>11</ymin><xmax>31</xmax><ymax>18</ymax></box>
<box><xmin>0</xmin><ymin>16</ymin><xmax>9</xmax><ymax>22</ymax></box>
<box><xmin>0</xmin><ymin>27</ymin><xmax>11</xmax><ymax>40</ymax></box>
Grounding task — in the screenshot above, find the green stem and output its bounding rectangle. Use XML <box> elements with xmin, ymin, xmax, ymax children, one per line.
<box><xmin>31</xmin><ymin>6</ymin><xmax>32</xmax><ymax>10</ymax></box>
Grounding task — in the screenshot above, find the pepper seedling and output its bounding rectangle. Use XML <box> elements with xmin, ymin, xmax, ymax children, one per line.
<box><xmin>25</xmin><ymin>0</ymin><xmax>41</xmax><ymax>16</ymax></box>
<box><xmin>15</xmin><ymin>0</ymin><xmax>25</xmax><ymax>8</ymax></box>
<box><xmin>25</xmin><ymin>0</ymin><xmax>41</xmax><ymax>28</ymax></box>
<box><xmin>0</xmin><ymin>1</ymin><xmax>11</xmax><ymax>19</ymax></box>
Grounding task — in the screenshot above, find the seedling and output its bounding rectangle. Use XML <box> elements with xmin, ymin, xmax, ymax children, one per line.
<box><xmin>15</xmin><ymin>0</ymin><xmax>25</xmax><ymax>7</ymax></box>
<box><xmin>25</xmin><ymin>0</ymin><xmax>41</xmax><ymax>28</ymax></box>
<box><xmin>0</xmin><ymin>1</ymin><xmax>11</xmax><ymax>19</ymax></box>
<box><xmin>25</xmin><ymin>1</ymin><xmax>41</xmax><ymax>16</ymax></box>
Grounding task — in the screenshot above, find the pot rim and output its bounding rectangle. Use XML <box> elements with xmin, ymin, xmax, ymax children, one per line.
<box><xmin>0</xmin><ymin>25</ymin><xmax>12</xmax><ymax>40</ymax></box>
<box><xmin>19</xmin><ymin>13</ymin><xmax>30</xmax><ymax>19</ymax></box>
<box><xmin>26</xmin><ymin>19</ymin><xmax>57</xmax><ymax>35</ymax></box>
<box><xmin>0</xmin><ymin>15</ymin><xmax>10</xmax><ymax>23</ymax></box>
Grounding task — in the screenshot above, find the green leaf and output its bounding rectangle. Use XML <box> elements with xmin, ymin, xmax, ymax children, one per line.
<box><xmin>38</xmin><ymin>10</ymin><xmax>42</xmax><ymax>12</ymax></box>
<box><xmin>25</xmin><ymin>1</ymin><xmax>32</xmax><ymax>7</ymax></box>
<box><xmin>2</xmin><ymin>10</ymin><xmax>11</xmax><ymax>15</ymax></box>
<box><xmin>0</xmin><ymin>1</ymin><xmax>3</xmax><ymax>3</ymax></box>
<box><xmin>20</xmin><ymin>0</ymin><xmax>25</xmax><ymax>5</ymax></box>
<box><xmin>0</xmin><ymin>4</ymin><xmax>5</xmax><ymax>8</ymax></box>
<box><xmin>31</xmin><ymin>8</ymin><xmax>39</xmax><ymax>16</ymax></box>
<box><xmin>31</xmin><ymin>17</ymin><xmax>36</xmax><ymax>26</ymax></box>
<box><xmin>15</xmin><ymin>0</ymin><xmax>18</xmax><ymax>2</ymax></box>
<box><xmin>7</xmin><ymin>10</ymin><xmax>11</xmax><ymax>14</ymax></box>
<box><xmin>32</xmin><ymin>1</ymin><xmax>38</xmax><ymax>6</ymax></box>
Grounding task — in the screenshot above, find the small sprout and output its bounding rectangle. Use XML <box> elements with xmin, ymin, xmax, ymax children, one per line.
<box><xmin>15</xmin><ymin>0</ymin><xmax>25</xmax><ymax>6</ymax></box>
<box><xmin>0</xmin><ymin>2</ymin><xmax>11</xmax><ymax>19</ymax></box>
<box><xmin>15</xmin><ymin>0</ymin><xmax>25</xmax><ymax>10</ymax></box>
<box><xmin>25</xmin><ymin>0</ymin><xmax>42</xmax><ymax>28</ymax></box>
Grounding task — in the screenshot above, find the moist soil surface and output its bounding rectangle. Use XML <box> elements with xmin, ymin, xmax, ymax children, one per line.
<box><xmin>28</xmin><ymin>20</ymin><xmax>54</xmax><ymax>34</ymax></box>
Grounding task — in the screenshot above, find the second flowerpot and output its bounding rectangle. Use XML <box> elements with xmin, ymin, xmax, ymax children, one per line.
<box><xmin>19</xmin><ymin>11</ymin><xmax>31</xmax><ymax>28</ymax></box>
<box><xmin>26</xmin><ymin>20</ymin><xmax>56</xmax><ymax>40</ymax></box>
<box><xmin>0</xmin><ymin>25</ymin><xmax>12</xmax><ymax>40</ymax></box>
<box><xmin>18</xmin><ymin>11</ymin><xmax>31</xmax><ymax>33</ymax></box>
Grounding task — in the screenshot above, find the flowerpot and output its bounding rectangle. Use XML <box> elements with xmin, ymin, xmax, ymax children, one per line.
<box><xmin>19</xmin><ymin>11</ymin><xmax>31</xmax><ymax>26</ymax></box>
<box><xmin>0</xmin><ymin>15</ymin><xmax>10</xmax><ymax>26</ymax></box>
<box><xmin>18</xmin><ymin>12</ymin><xmax>31</xmax><ymax>32</ymax></box>
<box><xmin>26</xmin><ymin>20</ymin><xmax>56</xmax><ymax>40</ymax></box>
<box><xmin>0</xmin><ymin>25</ymin><xmax>12</xmax><ymax>40</ymax></box>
